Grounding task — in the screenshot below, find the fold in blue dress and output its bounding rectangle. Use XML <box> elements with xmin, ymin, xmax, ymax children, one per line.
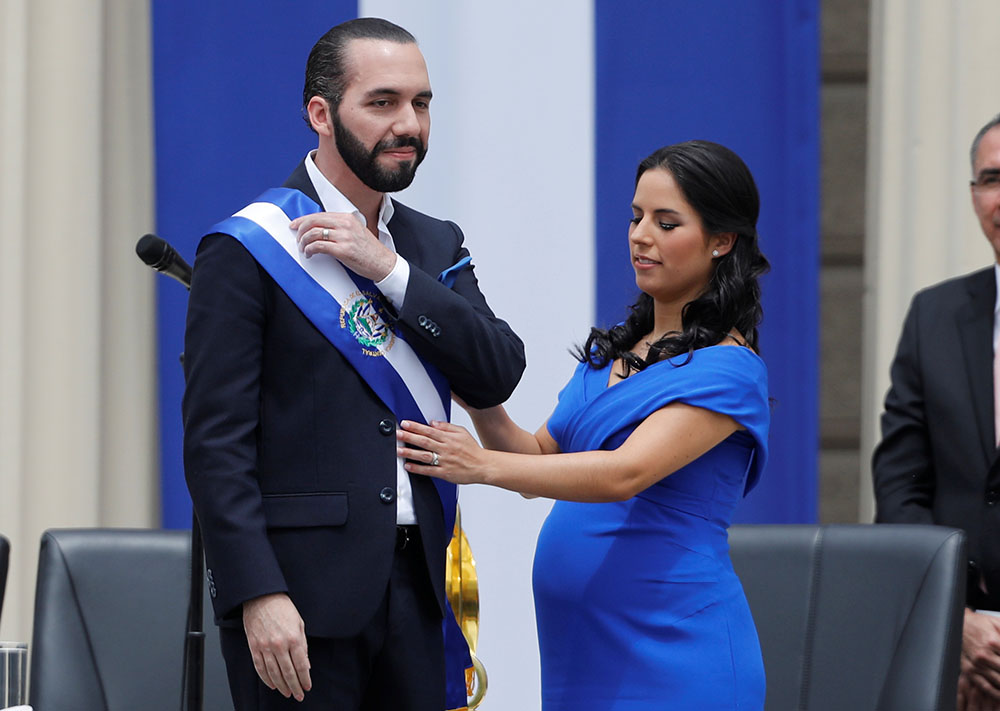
<box><xmin>533</xmin><ymin>345</ymin><xmax>769</xmax><ymax>710</ymax></box>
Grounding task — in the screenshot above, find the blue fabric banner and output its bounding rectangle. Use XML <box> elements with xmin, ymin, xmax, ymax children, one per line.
<box><xmin>594</xmin><ymin>1</ymin><xmax>820</xmax><ymax>523</ymax></box>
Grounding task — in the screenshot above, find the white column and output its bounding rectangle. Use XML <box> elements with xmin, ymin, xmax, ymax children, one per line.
<box><xmin>0</xmin><ymin>0</ymin><xmax>30</xmax><ymax>646</ymax></box>
<box><xmin>360</xmin><ymin>3</ymin><xmax>595</xmax><ymax>708</ymax></box>
<box><xmin>862</xmin><ymin>0</ymin><xmax>1000</xmax><ymax>520</ymax></box>
<box><xmin>0</xmin><ymin>0</ymin><xmax>156</xmax><ymax>643</ymax></box>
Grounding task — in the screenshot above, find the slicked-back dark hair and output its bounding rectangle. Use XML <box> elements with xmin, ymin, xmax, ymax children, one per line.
<box><xmin>302</xmin><ymin>17</ymin><xmax>417</xmax><ymax>132</ymax></box>
<box><xmin>577</xmin><ymin>140</ymin><xmax>770</xmax><ymax>372</ymax></box>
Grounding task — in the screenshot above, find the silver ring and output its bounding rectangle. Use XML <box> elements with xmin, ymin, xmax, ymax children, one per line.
<box><xmin>430</xmin><ymin>452</ymin><xmax>440</xmax><ymax>467</ymax></box>
<box><xmin>322</xmin><ymin>228</ymin><xmax>330</xmax><ymax>239</ymax></box>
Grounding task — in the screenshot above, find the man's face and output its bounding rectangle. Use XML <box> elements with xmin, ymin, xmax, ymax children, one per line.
<box><xmin>972</xmin><ymin>126</ymin><xmax>1000</xmax><ymax>260</ymax></box>
<box><xmin>332</xmin><ymin>39</ymin><xmax>431</xmax><ymax>193</ymax></box>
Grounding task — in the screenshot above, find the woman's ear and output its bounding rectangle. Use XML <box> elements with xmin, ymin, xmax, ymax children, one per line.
<box><xmin>710</xmin><ymin>232</ymin><xmax>737</xmax><ymax>257</ymax></box>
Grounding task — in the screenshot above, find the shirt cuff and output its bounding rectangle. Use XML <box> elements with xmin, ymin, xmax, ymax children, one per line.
<box><xmin>375</xmin><ymin>255</ymin><xmax>410</xmax><ymax>311</ymax></box>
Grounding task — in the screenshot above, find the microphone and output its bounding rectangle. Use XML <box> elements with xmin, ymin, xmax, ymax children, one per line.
<box><xmin>136</xmin><ymin>233</ymin><xmax>192</xmax><ymax>290</ymax></box>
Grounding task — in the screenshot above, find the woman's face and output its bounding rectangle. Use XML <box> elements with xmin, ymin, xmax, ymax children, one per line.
<box><xmin>629</xmin><ymin>168</ymin><xmax>723</xmax><ymax>305</ymax></box>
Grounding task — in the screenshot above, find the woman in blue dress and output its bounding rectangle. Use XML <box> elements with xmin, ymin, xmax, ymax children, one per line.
<box><xmin>397</xmin><ymin>140</ymin><xmax>771</xmax><ymax>710</ymax></box>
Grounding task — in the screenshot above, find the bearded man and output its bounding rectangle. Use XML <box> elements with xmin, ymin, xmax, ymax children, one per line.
<box><xmin>182</xmin><ymin>17</ymin><xmax>524</xmax><ymax>711</ymax></box>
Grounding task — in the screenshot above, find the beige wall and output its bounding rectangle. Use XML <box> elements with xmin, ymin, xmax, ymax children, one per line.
<box><xmin>0</xmin><ymin>0</ymin><xmax>158</xmax><ymax>643</ymax></box>
<box><xmin>819</xmin><ymin>0</ymin><xmax>869</xmax><ymax>522</ymax></box>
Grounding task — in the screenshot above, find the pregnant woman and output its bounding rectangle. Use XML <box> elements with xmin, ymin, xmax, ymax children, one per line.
<box><xmin>398</xmin><ymin>140</ymin><xmax>770</xmax><ymax>710</ymax></box>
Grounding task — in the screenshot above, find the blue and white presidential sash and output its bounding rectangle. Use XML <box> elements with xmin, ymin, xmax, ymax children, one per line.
<box><xmin>211</xmin><ymin>187</ymin><xmax>473</xmax><ymax>710</ymax></box>
<box><xmin>208</xmin><ymin>188</ymin><xmax>457</xmax><ymax>537</ymax></box>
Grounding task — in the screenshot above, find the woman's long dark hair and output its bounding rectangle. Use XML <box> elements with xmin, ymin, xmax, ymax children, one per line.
<box><xmin>577</xmin><ymin>140</ymin><xmax>770</xmax><ymax>373</ymax></box>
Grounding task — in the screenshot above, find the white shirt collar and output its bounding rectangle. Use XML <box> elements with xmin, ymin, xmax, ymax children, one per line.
<box><xmin>304</xmin><ymin>151</ymin><xmax>395</xmax><ymax>234</ymax></box>
<box><xmin>993</xmin><ymin>263</ymin><xmax>1000</xmax><ymax>350</ymax></box>
<box><xmin>994</xmin><ymin>262</ymin><xmax>1000</xmax><ymax>317</ymax></box>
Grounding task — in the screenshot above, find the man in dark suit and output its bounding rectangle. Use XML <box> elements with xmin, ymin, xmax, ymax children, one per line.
<box><xmin>874</xmin><ymin>112</ymin><xmax>1000</xmax><ymax>711</ymax></box>
<box><xmin>182</xmin><ymin>18</ymin><xmax>525</xmax><ymax>710</ymax></box>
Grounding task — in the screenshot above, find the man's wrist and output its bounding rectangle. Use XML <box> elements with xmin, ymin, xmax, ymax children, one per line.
<box><xmin>244</xmin><ymin>591</ymin><xmax>288</xmax><ymax>612</ymax></box>
<box><xmin>375</xmin><ymin>255</ymin><xmax>409</xmax><ymax>309</ymax></box>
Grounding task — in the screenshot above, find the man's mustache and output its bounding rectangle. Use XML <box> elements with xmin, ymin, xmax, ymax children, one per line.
<box><xmin>374</xmin><ymin>136</ymin><xmax>424</xmax><ymax>156</ymax></box>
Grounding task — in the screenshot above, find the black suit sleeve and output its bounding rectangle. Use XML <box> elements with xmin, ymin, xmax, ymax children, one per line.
<box><xmin>872</xmin><ymin>295</ymin><xmax>936</xmax><ymax>524</ymax></box>
<box><xmin>394</xmin><ymin>221</ymin><xmax>525</xmax><ymax>409</ymax></box>
<box><xmin>182</xmin><ymin>234</ymin><xmax>288</xmax><ymax>619</ymax></box>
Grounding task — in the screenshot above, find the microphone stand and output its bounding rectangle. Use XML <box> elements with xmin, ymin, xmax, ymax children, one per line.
<box><xmin>182</xmin><ymin>518</ymin><xmax>205</xmax><ymax>711</ymax></box>
<box><xmin>136</xmin><ymin>236</ymin><xmax>204</xmax><ymax>711</ymax></box>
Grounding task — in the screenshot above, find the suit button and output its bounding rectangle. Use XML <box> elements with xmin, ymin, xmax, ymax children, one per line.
<box><xmin>988</xmin><ymin>490</ymin><xmax>998</xmax><ymax>506</ymax></box>
<box><xmin>378</xmin><ymin>419</ymin><xmax>394</xmax><ymax>435</ymax></box>
<box><xmin>432</xmin><ymin>326</ymin><xmax>441</xmax><ymax>337</ymax></box>
<box><xmin>418</xmin><ymin>315</ymin><xmax>428</xmax><ymax>326</ymax></box>
<box><xmin>379</xmin><ymin>487</ymin><xmax>396</xmax><ymax>504</ymax></box>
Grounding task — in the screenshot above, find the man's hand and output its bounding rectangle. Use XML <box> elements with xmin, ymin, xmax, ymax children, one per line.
<box><xmin>291</xmin><ymin>212</ymin><xmax>396</xmax><ymax>281</ymax></box>
<box><xmin>243</xmin><ymin>593</ymin><xmax>312</xmax><ymax>701</ymax></box>
<box><xmin>959</xmin><ymin>609</ymin><xmax>1000</xmax><ymax>710</ymax></box>
<box><xmin>959</xmin><ymin>675</ymin><xmax>1000</xmax><ymax>711</ymax></box>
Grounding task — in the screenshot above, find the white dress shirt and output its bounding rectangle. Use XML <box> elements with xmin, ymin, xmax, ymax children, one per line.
<box><xmin>305</xmin><ymin>152</ymin><xmax>418</xmax><ymax>525</ymax></box>
<box><xmin>993</xmin><ymin>263</ymin><xmax>1000</xmax><ymax>353</ymax></box>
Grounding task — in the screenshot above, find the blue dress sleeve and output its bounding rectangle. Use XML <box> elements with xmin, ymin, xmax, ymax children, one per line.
<box><xmin>552</xmin><ymin>346</ymin><xmax>770</xmax><ymax>494</ymax></box>
<box><xmin>650</xmin><ymin>348</ymin><xmax>767</xmax><ymax>433</ymax></box>
<box><xmin>628</xmin><ymin>347</ymin><xmax>770</xmax><ymax>493</ymax></box>
<box><xmin>545</xmin><ymin>360</ymin><xmax>591</xmax><ymax>450</ymax></box>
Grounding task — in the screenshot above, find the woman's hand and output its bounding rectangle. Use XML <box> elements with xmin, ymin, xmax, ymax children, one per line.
<box><xmin>396</xmin><ymin>420</ymin><xmax>491</xmax><ymax>484</ymax></box>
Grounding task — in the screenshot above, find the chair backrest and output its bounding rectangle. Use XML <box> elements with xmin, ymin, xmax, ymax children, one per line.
<box><xmin>0</xmin><ymin>533</ymin><xmax>9</xmax><ymax>623</ymax></box>
<box><xmin>729</xmin><ymin>524</ymin><xmax>965</xmax><ymax>711</ymax></box>
<box><xmin>29</xmin><ymin>528</ymin><xmax>232</xmax><ymax>711</ymax></box>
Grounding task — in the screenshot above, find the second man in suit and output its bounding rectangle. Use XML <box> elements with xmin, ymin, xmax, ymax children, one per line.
<box><xmin>874</xmin><ymin>112</ymin><xmax>1000</xmax><ymax>711</ymax></box>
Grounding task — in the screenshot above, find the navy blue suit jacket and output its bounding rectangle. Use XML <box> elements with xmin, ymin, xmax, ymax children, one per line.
<box><xmin>183</xmin><ymin>161</ymin><xmax>525</xmax><ymax>636</ymax></box>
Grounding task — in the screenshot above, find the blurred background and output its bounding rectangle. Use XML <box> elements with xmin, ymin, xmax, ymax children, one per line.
<box><xmin>0</xmin><ymin>1</ymin><xmax>998</xmax><ymax>709</ymax></box>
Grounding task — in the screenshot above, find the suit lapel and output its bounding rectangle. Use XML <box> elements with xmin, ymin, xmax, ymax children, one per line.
<box><xmin>958</xmin><ymin>268</ymin><xmax>997</xmax><ymax>462</ymax></box>
<box><xmin>386</xmin><ymin>201</ymin><xmax>433</xmax><ymax>271</ymax></box>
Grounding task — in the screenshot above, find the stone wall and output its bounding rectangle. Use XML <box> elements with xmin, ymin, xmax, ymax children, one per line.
<box><xmin>819</xmin><ymin>0</ymin><xmax>869</xmax><ymax>522</ymax></box>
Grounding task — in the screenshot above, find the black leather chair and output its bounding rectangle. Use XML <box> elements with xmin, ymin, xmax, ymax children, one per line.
<box><xmin>729</xmin><ymin>524</ymin><xmax>966</xmax><ymax>711</ymax></box>
<box><xmin>29</xmin><ymin>528</ymin><xmax>232</xmax><ymax>710</ymax></box>
<box><xmin>0</xmin><ymin>533</ymin><xmax>9</xmax><ymax>623</ymax></box>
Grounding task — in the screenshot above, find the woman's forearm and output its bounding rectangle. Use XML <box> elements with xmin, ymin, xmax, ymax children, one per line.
<box><xmin>401</xmin><ymin>403</ymin><xmax>741</xmax><ymax>502</ymax></box>
<box><xmin>465</xmin><ymin>405</ymin><xmax>545</xmax><ymax>454</ymax></box>
<box><xmin>480</xmin><ymin>448</ymin><xmax>638</xmax><ymax>502</ymax></box>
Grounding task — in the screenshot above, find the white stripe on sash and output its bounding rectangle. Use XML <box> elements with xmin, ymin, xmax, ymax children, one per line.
<box><xmin>234</xmin><ymin>201</ymin><xmax>448</xmax><ymax>425</ymax></box>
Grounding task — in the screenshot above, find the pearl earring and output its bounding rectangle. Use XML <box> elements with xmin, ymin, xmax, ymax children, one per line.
<box><xmin>712</xmin><ymin>249</ymin><xmax>720</xmax><ymax>257</ymax></box>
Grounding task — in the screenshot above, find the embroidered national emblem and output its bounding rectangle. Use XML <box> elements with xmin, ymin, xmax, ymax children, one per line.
<box><xmin>339</xmin><ymin>290</ymin><xmax>395</xmax><ymax>356</ymax></box>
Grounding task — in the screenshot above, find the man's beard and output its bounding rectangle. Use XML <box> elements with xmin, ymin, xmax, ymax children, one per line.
<box><xmin>333</xmin><ymin>112</ymin><xmax>426</xmax><ymax>193</ymax></box>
